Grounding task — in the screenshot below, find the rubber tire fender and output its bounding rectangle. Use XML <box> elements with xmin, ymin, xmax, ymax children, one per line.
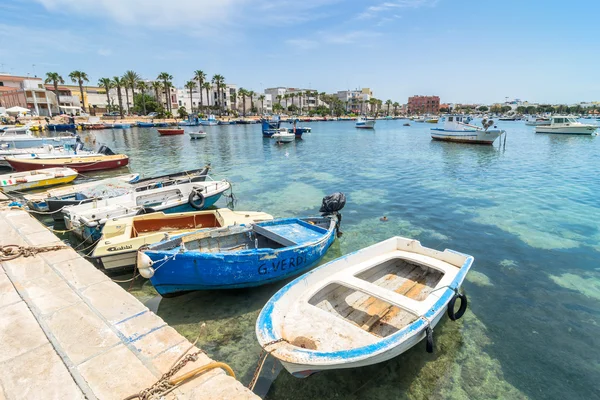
<box><xmin>136</xmin><ymin>207</ymin><xmax>156</xmax><ymax>215</ymax></box>
<box><xmin>447</xmin><ymin>292</ymin><xmax>468</xmax><ymax>321</ymax></box>
<box><xmin>189</xmin><ymin>189</ymin><xmax>206</xmax><ymax>210</ymax></box>
<box><xmin>425</xmin><ymin>326</ymin><xmax>434</xmax><ymax>353</ymax></box>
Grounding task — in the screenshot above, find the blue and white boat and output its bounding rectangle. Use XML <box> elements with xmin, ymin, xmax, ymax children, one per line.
<box><xmin>154</xmin><ymin>122</ymin><xmax>169</xmax><ymax>127</ymax></box>
<box><xmin>136</xmin><ymin>122</ymin><xmax>155</xmax><ymax>128</ymax></box>
<box><xmin>262</xmin><ymin>117</ymin><xmax>281</xmax><ymax>137</ymax></box>
<box><xmin>199</xmin><ymin>114</ymin><xmax>218</xmax><ymax>126</ymax></box>
<box><xmin>256</xmin><ymin>237</ymin><xmax>473</xmax><ymax>378</ymax></box>
<box><xmin>111</xmin><ymin>123</ymin><xmax>132</xmax><ymax>129</ymax></box>
<box><xmin>47</xmin><ymin>123</ymin><xmax>76</xmax><ymax>131</ymax></box>
<box><xmin>63</xmin><ymin>179</ymin><xmax>230</xmax><ymax>242</ymax></box>
<box><xmin>136</xmin><ymin>193</ymin><xmax>346</xmax><ymax>296</ymax></box>
<box><xmin>178</xmin><ymin>115</ymin><xmax>201</xmax><ymax>126</ymax></box>
<box><xmin>0</xmin><ymin>126</ymin><xmax>78</xmax><ymax>149</ymax></box>
<box><xmin>431</xmin><ymin>115</ymin><xmax>504</xmax><ymax>144</ymax></box>
<box><xmin>355</xmin><ymin>117</ymin><xmax>375</xmax><ymax>129</ymax></box>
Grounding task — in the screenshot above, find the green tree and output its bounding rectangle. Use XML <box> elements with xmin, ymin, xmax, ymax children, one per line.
<box><xmin>273</xmin><ymin>103</ymin><xmax>284</xmax><ymax>113</ymax></box>
<box><xmin>44</xmin><ymin>72</ymin><xmax>64</xmax><ymax>113</ymax></box>
<box><xmin>157</xmin><ymin>72</ymin><xmax>173</xmax><ymax>112</ymax></box>
<box><xmin>239</xmin><ymin>88</ymin><xmax>248</xmax><ymax>117</ymax></box>
<box><xmin>122</xmin><ymin>70</ymin><xmax>140</xmax><ymax>114</ymax></box>
<box><xmin>500</xmin><ymin>105</ymin><xmax>512</xmax><ymax>113</ymax></box>
<box><xmin>202</xmin><ymin>82</ymin><xmax>211</xmax><ymax>111</ymax></box>
<box><xmin>393</xmin><ymin>102</ymin><xmax>400</xmax><ymax>116</ymax></box>
<box><xmin>68</xmin><ymin>71</ymin><xmax>89</xmax><ymax>112</ymax></box>
<box><xmin>185</xmin><ymin>80</ymin><xmax>196</xmax><ymax>113</ymax></box>
<box><xmin>111</xmin><ymin>76</ymin><xmax>125</xmax><ymax>118</ymax></box>
<box><xmin>151</xmin><ymin>81</ymin><xmax>162</xmax><ymax>105</ymax></box>
<box><xmin>276</xmin><ymin>95</ymin><xmax>282</xmax><ymax>106</ymax></box>
<box><xmin>258</xmin><ymin>95</ymin><xmax>266</xmax><ymax>115</ymax></box>
<box><xmin>287</xmin><ymin>104</ymin><xmax>298</xmax><ymax>113</ymax></box>
<box><xmin>385</xmin><ymin>99</ymin><xmax>392</xmax><ymax>116</ymax></box>
<box><xmin>97</xmin><ymin>78</ymin><xmax>113</xmax><ymax>113</ymax></box>
<box><xmin>515</xmin><ymin>106</ymin><xmax>526</xmax><ymax>114</ymax></box>
<box><xmin>248</xmin><ymin>90</ymin><xmax>255</xmax><ymax>114</ymax></box>
<box><xmin>478</xmin><ymin>105</ymin><xmax>489</xmax><ymax>112</ymax></box>
<box><xmin>136</xmin><ymin>81</ymin><xmax>148</xmax><ymax>115</ymax></box>
<box><xmin>177</xmin><ymin>106</ymin><xmax>188</xmax><ymax>119</ymax></box>
<box><xmin>132</xmin><ymin>93</ymin><xmax>159</xmax><ymax>114</ymax></box>
<box><xmin>194</xmin><ymin>70</ymin><xmax>206</xmax><ymax>111</ymax></box>
<box><xmin>211</xmin><ymin>74</ymin><xmax>225</xmax><ymax>115</ymax></box>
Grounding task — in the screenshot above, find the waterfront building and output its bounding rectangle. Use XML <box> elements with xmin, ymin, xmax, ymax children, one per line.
<box><xmin>407</xmin><ymin>95</ymin><xmax>440</xmax><ymax>114</ymax></box>
<box><xmin>265</xmin><ymin>87</ymin><xmax>322</xmax><ymax>112</ymax></box>
<box><xmin>177</xmin><ymin>83</ymin><xmax>238</xmax><ymax>114</ymax></box>
<box><xmin>0</xmin><ymin>74</ymin><xmax>59</xmax><ymax>116</ymax></box>
<box><xmin>62</xmin><ymin>84</ymin><xmax>118</xmax><ymax>115</ymax></box>
<box><xmin>336</xmin><ymin>88</ymin><xmax>373</xmax><ymax>114</ymax></box>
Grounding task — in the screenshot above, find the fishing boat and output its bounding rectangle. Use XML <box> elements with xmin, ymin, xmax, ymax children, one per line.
<box><xmin>47</xmin><ymin>123</ymin><xmax>76</xmax><ymax>131</ymax></box>
<box><xmin>136</xmin><ymin>122</ymin><xmax>155</xmax><ymax>128</ymax></box>
<box><xmin>111</xmin><ymin>123</ymin><xmax>132</xmax><ymax>129</ymax></box>
<box><xmin>0</xmin><ymin>167</ymin><xmax>78</xmax><ymax>192</ymax></box>
<box><xmin>499</xmin><ymin>116</ymin><xmax>517</xmax><ymax>121</ymax></box>
<box><xmin>91</xmin><ymin>208</ymin><xmax>274</xmax><ymax>271</ymax></box>
<box><xmin>0</xmin><ymin>128</ymin><xmax>78</xmax><ymax>149</ymax></box>
<box><xmin>535</xmin><ymin>116</ymin><xmax>598</xmax><ymax>135</ymax></box>
<box><xmin>36</xmin><ymin>166</ymin><xmax>210</xmax><ymax>220</ymax></box>
<box><xmin>5</xmin><ymin>146</ymin><xmax>129</xmax><ymax>172</ymax></box>
<box><xmin>425</xmin><ymin>117</ymin><xmax>439</xmax><ymax>123</ymax></box>
<box><xmin>430</xmin><ymin>115</ymin><xmax>505</xmax><ymax>145</ymax></box>
<box><xmin>158</xmin><ymin>128</ymin><xmax>184</xmax><ymax>135</ymax></box>
<box><xmin>189</xmin><ymin>131</ymin><xmax>207</xmax><ymax>140</ymax></box>
<box><xmin>524</xmin><ymin>116</ymin><xmax>551</xmax><ymax>126</ymax></box>
<box><xmin>414</xmin><ymin>116</ymin><xmax>426</xmax><ymax>123</ymax></box>
<box><xmin>154</xmin><ymin>122</ymin><xmax>169</xmax><ymax>127</ymax></box>
<box><xmin>136</xmin><ymin>193</ymin><xmax>345</xmax><ymax>296</ymax></box>
<box><xmin>63</xmin><ymin>179</ymin><xmax>231</xmax><ymax>242</ymax></box>
<box><xmin>178</xmin><ymin>115</ymin><xmax>201</xmax><ymax>126</ymax></box>
<box><xmin>262</xmin><ymin>117</ymin><xmax>282</xmax><ymax>137</ymax></box>
<box><xmin>355</xmin><ymin>118</ymin><xmax>375</xmax><ymax>129</ymax></box>
<box><xmin>272</xmin><ymin>129</ymin><xmax>295</xmax><ymax>143</ymax></box>
<box><xmin>200</xmin><ymin>115</ymin><xmax>218</xmax><ymax>126</ymax></box>
<box><xmin>255</xmin><ymin>236</ymin><xmax>473</xmax><ymax>377</ymax></box>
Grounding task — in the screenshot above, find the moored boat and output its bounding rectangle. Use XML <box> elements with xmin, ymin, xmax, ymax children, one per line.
<box><xmin>0</xmin><ymin>167</ymin><xmax>78</xmax><ymax>192</ymax></box>
<box><xmin>47</xmin><ymin>123</ymin><xmax>76</xmax><ymax>131</ymax></box>
<box><xmin>136</xmin><ymin>122</ymin><xmax>155</xmax><ymax>128</ymax></box>
<box><xmin>63</xmin><ymin>179</ymin><xmax>231</xmax><ymax>242</ymax></box>
<box><xmin>355</xmin><ymin>118</ymin><xmax>375</xmax><ymax>129</ymax></box>
<box><xmin>430</xmin><ymin>115</ymin><xmax>505</xmax><ymax>144</ymax></box>
<box><xmin>91</xmin><ymin>208</ymin><xmax>274</xmax><ymax>271</ymax></box>
<box><xmin>272</xmin><ymin>129</ymin><xmax>295</xmax><ymax>143</ymax></box>
<box><xmin>0</xmin><ymin>128</ymin><xmax>78</xmax><ymax>149</ymax></box>
<box><xmin>256</xmin><ymin>237</ymin><xmax>473</xmax><ymax>377</ymax></box>
<box><xmin>199</xmin><ymin>115</ymin><xmax>218</xmax><ymax>126</ymax></box>
<box><xmin>189</xmin><ymin>131</ymin><xmax>207</xmax><ymax>139</ymax></box>
<box><xmin>5</xmin><ymin>146</ymin><xmax>129</xmax><ymax>172</ymax></box>
<box><xmin>136</xmin><ymin>193</ymin><xmax>345</xmax><ymax>296</ymax></box>
<box><xmin>524</xmin><ymin>116</ymin><xmax>551</xmax><ymax>126</ymax></box>
<box><xmin>158</xmin><ymin>128</ymin><xmax>184</xmax><ymax>135</ymax></box>
<box><xmin>535</xmin><ymin>116</ymin><xmax>598</xmax><ymax>135</ymax></box>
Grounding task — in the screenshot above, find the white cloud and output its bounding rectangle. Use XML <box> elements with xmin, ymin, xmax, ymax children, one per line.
<box><xmin>357</xmin><ymin>0</ymin><xmax>439</xmax><ymax>19</ymax></box>
<box><xmin>97</xmin><ymin>48</ymin><xmax>112</xmax><ymax>56</ymax></box>
<box><xmin>286</xmin><ymin>39</ymin><xmax>319</xmax><ymax>50</ymax></box>
<box><xmin>325</xmin><ymin>30</ymin><xmax>382</xmax><ymax>44</ymax></box>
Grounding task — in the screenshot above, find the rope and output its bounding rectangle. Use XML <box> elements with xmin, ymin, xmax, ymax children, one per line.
<box><xmin>0</xmin><ymin>244</ymin><xmax>68</xmax><ymax>261</ymax></box>
<box><xmin>247</xmin><ymin>338</ymin><xmax>287</xmax><ymax>391</ymax></box>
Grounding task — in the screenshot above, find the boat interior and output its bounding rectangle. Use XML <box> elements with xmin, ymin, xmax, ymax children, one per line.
<box><xmin>132</xmin><ymin>213</ymin><xmax>222</xmax><ymax>237</ymax></box>
<box><xmin>287</xmin><ymin>258</ymin><xmax>446</xmax><ymax>349</ymax></box>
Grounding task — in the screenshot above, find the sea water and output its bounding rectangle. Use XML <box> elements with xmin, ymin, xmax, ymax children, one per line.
<box><xmin>82</xmin><ymin>119</ymin><xmax>599</xmax><ymax>399</ymax></box>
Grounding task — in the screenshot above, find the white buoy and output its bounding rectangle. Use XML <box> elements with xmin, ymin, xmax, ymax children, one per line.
<box><xmin>137</xmin><ymin>252</ymin><xmax>155</xmax><ymax>279</ymax></box>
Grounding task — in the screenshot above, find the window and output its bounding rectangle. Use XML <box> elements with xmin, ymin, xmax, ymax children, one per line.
<box><xmin>448</xmin><ymin>117</ymin><xmax>453</xmax><ymax>122</ymax></box>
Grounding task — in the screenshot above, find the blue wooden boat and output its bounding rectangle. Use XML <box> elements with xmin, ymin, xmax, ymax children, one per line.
<box><xmin>47</xmin><ymin>123</ymin><xmax>76</xmax><ymax>131</ymax></box>
<box><xmin>111</xmin><ymin>123</ymin><xmax>131</xmax><ymax>129</ymax></box>
<box><xmin>261</xmin><ymin>117</ymin><xmax>281</xmax><ymax>137</ymax></box>
<box><xmin>154</xmin><ymin>122</ymin><xmax>169</xmax><ymax>127</ymax></box>
<box><xmin>178</xmin><ymin>115</ymin><xmax>201</xmax><ymax>126</ymax></box>
<box><xmin>136</xmin><ymin>122</ymin><xmax>155</xmax><ymax>127</ymax></box>
<box><xmin>137</xmin><ymin>193</ymin><xmax>346</xmax><ymax>296</ymax></box>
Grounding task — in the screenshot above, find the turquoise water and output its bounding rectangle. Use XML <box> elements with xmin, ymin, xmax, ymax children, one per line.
<box><xmin>83</xmin><ymin>120</ymin><xmax>599</xmax><ymax>399</ymax></box>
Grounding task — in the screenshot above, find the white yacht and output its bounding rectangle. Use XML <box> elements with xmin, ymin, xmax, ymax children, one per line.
<box><xmin>535</xmin><ymin>116</ymin><xmax>598</xmax><ymax>135</ymax></box>
<box><xmin>524</xmin><ymin>116</ymin><xmax>551</xmax><ymax>126</ymax></box>
<box><xmin>430</xmin><ymin>115</ymin><xmax>505</xmax><ymax>145</ymax></box>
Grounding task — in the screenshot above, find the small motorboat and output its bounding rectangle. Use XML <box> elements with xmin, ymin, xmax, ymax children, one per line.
<box><xmin>272</xmin><ymin>129</ymin><xmax>295</xmax><ymax>143</ymax></box>
<box><xmin>91</xmin><ymin>208</ymin><xmax>274</xmax><ymax>271</ymax></box>
<box><xmin>535</xmin><ymin>116</ymin><xmax>598</xmax><ymax>135</ymax></box>
<box><xmin>403</xmin><ymin>123</ymin><xmax>410</xmax><ymax>126</ymax></box>
<box><xmin>425</xmin><ymin>117</ymin><xmax>439</xmax><ymax>123</ymax></box>
<box><xmin>0</xmin><ymin>167</ymin><xmax>78</xmax><ymax>192</ymax></box>
<box><xmin>524</xmin><ymin>116</ymin><xmax>551</xmax><ymax>126</ymax></box>
<box><xmin>5</xmin><ymin>146</ymin><xmax>129</xmax><ymax>172</ymax></box>
<box><xmin>431</xmin><ymin>115</ymin><xmax>505</xmax><ymax>145</ymax></box>
<box><xmin>256</xmin><ymin>237</ymin><xmax>473</xmax><ymax>377</ymax></box>
<box><xmin>110</xmin><ymin>123</ymin><xmax>132</xmax><ymax>129</ymax></box>
<box><xmin>157</xmin><ymin>128</ymin><xmax>184</xmax><ymax>135</ymax></box>
<box><xmin>199</xmin><ymin>115</ymin><xmax>218</xmax><ymax>126</ymax></box>
<box><xmin>136</xmin><ymin>122</ymin><xmax>155</xmax><ymax>128</ymax></box>
<box><xmin>47</xmin><ymin>123</ymin><xmax>76</xmax><ymax>131</ymax></box>
<box><xmin>137</xmin><ymin>193</ymin><xmax>346</xmax><ymax>296</ymax></box>
<box><xmin>355</xmin><ymin>118</ymin><xmax>375</xmax><ymax>129</ymax></box>
<box><xmin>189</xmin><ymin>131</ymin><xmax>207</xmax><ymax>140</ymax></box>
<box><xmin>0</xmin><ymin>126</ymin><xmax>78</xmax><ymax>149</ymax></box>
<box><xmin>63</xmin><ymin>179</ymin><xmax>231</xmax><ymax>242</ymax></box>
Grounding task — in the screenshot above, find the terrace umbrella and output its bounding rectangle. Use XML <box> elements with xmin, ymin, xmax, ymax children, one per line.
<box><xmin>5</xmin><ymin>106</ymin><xmax>30</xmax><ymax>114</ymax></box>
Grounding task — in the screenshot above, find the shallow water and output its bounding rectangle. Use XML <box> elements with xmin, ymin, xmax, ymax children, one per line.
<box><xmin>82</xmin><ymin>120</ymin><xmax>599</xmax><ymax>399</ymax></box>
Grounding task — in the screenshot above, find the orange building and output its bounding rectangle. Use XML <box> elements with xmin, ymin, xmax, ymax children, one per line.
<box><xmin>408</xmin><ymin>95</ymin><xmax>440</xmax><ymax>114</ymax></box>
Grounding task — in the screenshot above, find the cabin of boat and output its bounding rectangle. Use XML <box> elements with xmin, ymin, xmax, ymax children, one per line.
<box><xmin>535</xmin><ymin>115</ymin><xmax>598</xmax><ymax>135</ymax></box>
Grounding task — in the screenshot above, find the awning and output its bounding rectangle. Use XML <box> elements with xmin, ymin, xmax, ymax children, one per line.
<box><xmin>59</xmin><ymin>106</ymin><xmax>83</xmax><ymax>110</ymax></box>
<box><xmin>5</xmin><ymin>106</ymin><xmax>30</xmax><ymax>113</ymax></box>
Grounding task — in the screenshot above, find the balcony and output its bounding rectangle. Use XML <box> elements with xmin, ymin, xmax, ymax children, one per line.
<box><xmin>58</xmin><ymin>95</ymin><xmax>78</xmax><ymax>104</ymax></box>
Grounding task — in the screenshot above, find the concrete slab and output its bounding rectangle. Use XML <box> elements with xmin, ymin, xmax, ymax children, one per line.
<box><xmin>45</xmin><ymin>302</ymin><xmax>121</xmax><ymax>365</ymax></box>
<box><xmin>79</xmin><ymin>344</ymin><xmax>157</xmax><ymax>400</ymax></box>
<box><xmin>40</xmin><ymin>247</ymin><xmax>80</xmax><ymax>265</ymax></box>
<box><xmin>0</xmin><ymin>302</ymin><xmax>48</xmax><ymax>363</ymax></box>
<box><xmin>115</xmin><ymin>310</ymin><xmax>167</xmax><ymax>342</ymax></box>
<box><xmin>1</xmin><ymin>254</ymin><xmax>54</xmax><ymax>283</ymax></box>
<box><xmin>25</xmin><ymin>229</ymin><xmax>63</xmax><ymax>246</ymax></box>
<box><xmin>0</xmin><ymin>343</ymin><xmax>84</xmax><ymax>400</ymax></box>
<box><xmin>0</xmin><ymin>224</ymin><xmax>26</xmax><ymax>246</ymax></box>
<box><xmin>82</xmin><ymin>280</ymin><xmax>148</xmax><ymax>325</ymax></box>
<box><xmin>25</xmin><ymin>273</ymin><xmax>82</xmax><ymax>315</ymax></box>
<box><xmin>50</xmin><ymin>256</ymin><xmax>110</xmax><ymax>290</ymax></box>
<box><xmin>177</xmin><ymin>372</ymin><xmax>257</xmax><ymax>400</ymax></box>
<box><xmin>5</xmin><ymin>212</ymin><xmax>48</xmax><ymax>235</ymax></box>
<box><xmin>130</xmin><ymin>325</ymin><xmax>187</xmax><ymax>360</ymax></box>
<box><xmin>151</xmin><ymin>344</ymin><xmax>213</xmax><ymax>380</ymax></box>
<box><xmin>0</xmin><ymin>271</ymin><xmax>21</xmax><ymax>309</ymax></box>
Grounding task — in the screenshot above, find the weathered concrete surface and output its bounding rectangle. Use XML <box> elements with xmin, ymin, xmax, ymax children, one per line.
<box><xmin>0</xmin><ymin>209</ymin><xmax>258</xmax><ymax>400</ymax></box>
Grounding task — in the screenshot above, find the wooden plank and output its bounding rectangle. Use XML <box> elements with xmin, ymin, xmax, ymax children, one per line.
<box><xmin>252</xmin><ymin>225</ymin><xmax>297</xmax><ymax>247</ymax></box>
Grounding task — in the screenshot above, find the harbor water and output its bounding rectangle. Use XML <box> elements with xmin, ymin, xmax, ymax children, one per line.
<box><xmin>66</xmin><ymin>120</ymin><xmax>600</xmax><ymax>399</ymax></box>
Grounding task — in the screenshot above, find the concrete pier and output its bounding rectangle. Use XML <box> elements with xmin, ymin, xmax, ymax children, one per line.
<box><xmin>0</xmin><ymin>208</ymin><xmax>258</xmax><ymax>400</ymax></box>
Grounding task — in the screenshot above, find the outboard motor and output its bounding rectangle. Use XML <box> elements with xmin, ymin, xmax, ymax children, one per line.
<box><xmin>320</xmin><ymin>192</ymin><xmax>346</xmax><ymax>237</ymax></box>
<box><xmin>97</xmin><ymin>145</ymin><xmax>115</xmax><ymax>155</ymax></box>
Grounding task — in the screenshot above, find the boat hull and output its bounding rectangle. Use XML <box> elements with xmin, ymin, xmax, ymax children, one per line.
<box><xmin>158</xmin><ymin>129</ymin><xmax>184</xmax><ymax>135</ymax></box>
<box><xmin>6</xmin><ymin>156</ymin><xmax>129</xmax><ymax>172</ymax></box>
<box><xmin>0</xmin><ymin>136</ymin><xmax>78</xmax><ymax>149</ymax></box>
<box><xmin>430</xmin><ymin>128</ymin><xmax>503</xmax><ymax>144</ymax></box>
<box><xmin>189</xmin><ymin>132</ymin><xmax>206</xmax><ymax>139</ymax></box>
<box><xmin>355</xmin><ymin>121</ymin><xmax>375</xmax><ymax>129</ymax></box>
<box><xmin>535</xmin><ymin>126</ymin><xmax>597</xmax><ymax>135</ymax></box>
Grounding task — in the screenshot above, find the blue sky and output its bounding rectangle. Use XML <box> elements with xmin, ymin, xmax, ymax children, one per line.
<box><xmin>1</xmin><ymin>0</ymin><xmax>598</xmax><ymax>104</ymax></box>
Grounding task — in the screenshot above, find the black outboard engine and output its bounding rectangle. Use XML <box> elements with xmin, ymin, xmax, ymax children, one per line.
<box><xmin>320</xmin><ymin>192</ymin><xmax>346</xmax><ymax>237</ymax></box>
<box><xmin>97</xmin><ymin>145</ymin><xmax>115</xmax><ymax>155</ymax></box>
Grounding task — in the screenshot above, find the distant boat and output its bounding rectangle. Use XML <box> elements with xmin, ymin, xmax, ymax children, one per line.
<box><xmin>136</xmin><ymin>122</ymin><xmax>155</xmax><ymax>128</ymax></box>
<box><xmin>63</xmin><ymin>179</ymin><xmax>231</xmax><ymax>242</ymax></box>
<box><xmin>524</xmin><ymin>116</ymin><xmax>551</xmax><ymax>126</ymax></box>
<box><xmin>158</xmin><ymin>128</ymin><xmax>184</xmax><ymax>135</ymax></box>
<box><xmin>136</xmin><ymin>192</ymin><xmax>346</xmax><ymax>296</ymax></box>
<box><xmin>47</xmin><ymin>123</ymin><xmax>76</xmax><ymax>131</ymax></box>
<box><xmin>200</xmin><ymin>115</ymin><xmax>218</xmax><ymax>126</ymax></box>
<box><xmin>189</xmin><ymin>131</ymin><xmax>207</xmax><ymax>139</ymax></box>
<box><xmin>256</xmin><ymin>236</ymin><xmax>473</xmax><ymax>378</ymax></box>
<box><xmin>5</xmin><ymin>146</ymin><xmax>129</xmax><ymax>172</ymax></box>
<box><xmin>414</xmin><ymin>116</ymin><xmax>426</xmax><ymax>123</ymax></box>
<box><xmin>425</xmin><ymin>117</ymin><xmax>439</xmax><ymax>123</ymax></box>
<box><xmin>430</xmin><ymin>115</ymin><xmax>505</xmax><ymax>145</ymax></box>
<box><xmin>272</xmin><ymin>129</ymin><xmax>295</xmax><ymax>143</ymax></box>
<box><xmin>535</xmin><ymin>116</ymin><xmax>598</xmax><ymax>135</ymax></box>
<box><xmin>178</xmin><ymin>115</ymin><xmax>201</xmax><ymax>126</ymax></box>
<box><xmin>498</xmin><ymin>116</ymin><xmax>517</xmax><ymax>121</ymax></box>
<box><xmin>0</xmin><ymin>167</ymin><xmax>78</xmax><ymax>192</ymax></box>
<box><xmin>91</xmin><ymin>208</ymin><xmax>274</xmax><ymax>271</ymax></box>
<box><xmin>154</xmin><ymin>122</ymin><xmax>169</xmax><ymax>127</ymax></box>
<box><xmin>110</xmin><ymin>123</ymin><xmax>131</xmax><ymax>129</ymax></box>
<box><xmin>355</xmin><ymin>117</ymin><xmax>375</xmax><ymax>129</ymax></box>
<box><xmin>0</xmin><ymin>127</ymin><xmax>78</xmax><ymax>149</ymax></box>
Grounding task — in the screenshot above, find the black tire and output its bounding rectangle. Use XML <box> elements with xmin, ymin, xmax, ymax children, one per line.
<box><xmin>136</xmin><ymin>207</ymin><xmax>156</xmax><ymax>215</ymax></box>
<box><xmin>447</xmin><ymin>292</ymin><xmax>468</xmax><ymax>321</ymax></box>
<box><xmin>425</xmin><ymin>326</ymin><xmax>434</xmax><ymax>353</ymax></box>
<box><xmin>189</xmin><ymin>189</ymin><xmax>206</xmax><ymax>210</ymax></box>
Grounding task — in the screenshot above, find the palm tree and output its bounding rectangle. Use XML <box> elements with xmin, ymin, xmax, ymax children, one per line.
<box><xmin>393</xmin><ymin>102</ymin><xmax>399</xmax><ymax>116</ymax></box>
<box><xmin>98</xmin><ymin>78</ymin><xmax>113</xmax><ymax>113</ymax></box>
<box><xmin>157</xmin><ymin>73</ymin><xmax>173</xmax><ymax>112</ymax></box>
<box><xmin>123</xmin><ymin>71</ymin><xmax>140</xmax><ymax>114</ymax></box>
<box><xmin>258</xmin><ymin>95</ymin><xmax>266</xmax><ymax>115</ymax></box>
<box><xmin>68</xmin><ymin>71</ymin><xmax>89</xmax><ymax>112</ymax></box>
<box><xmin>276</xmin><ymin>95</ymin><xmax>282</xmax><ymax>106</ymax></box>
<box><xmin>298</xmin><ymin>91</ymin><xmax>303</xmax><ymax>114</ymax></box>
<box><xmin>151</xmin><ymin>81</ymin><xmax>163</xmax><ymax>106</ymax></box>
<box><xmin>194</xmin><ymin>70</ymin><xmax>206</xmax><ymax>112</ymax></box>
<box><xmin>385</xmin><ymin>99</ymin><xmax>392</xmax><ymax>116</ymax></box>
<box><xmin>231</xmin><ymin>92</ymin><xmax>237</xmax><ymax>112</ymax></box>
<box><xmin>248</xmin><ymin>90</ymin><xmax>255</xmax><ymax>113</ymax></box>
<box><xmin>202</xmin><ymin>82</ymin><xmax>211</xmax><ymax>112</ymax></box>
<box><xmin>111</xmin><ymin>76</ymin><xmax>125</xmax><ymax>118</ymax></box>
<box><xmin>137</xmin><ymin>81</ymin><xmax>148</xmax><ymax>115</ymax></box>
<box><xmin>211</xmin><ymin>74</ymin><xmax>225</xmax><ymax>115</ymax></box>
<box><xmin>45</xmin><ymin>72</ymin><xmax>64</xmax><ymax>113</ymax></box>
<box><xmin>284</xmin><ymin>94</ymin><xmax>290</xmax><ymax>108</ymax></box>
<box><xmin>239</xmin><ymin>88</ymin><xmax>248</xmax><ymax>117</ymax></box>
<box><xmin>185</xmin><ymin>80</ymin><xmax>195</xmax><ymax>113</ymax></box>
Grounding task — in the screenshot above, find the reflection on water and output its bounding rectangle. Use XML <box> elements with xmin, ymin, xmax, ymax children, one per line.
<box><xmin>102</xmin><ymin>120</ymin><xmax>599</xmax><ymax>399</ymax></box>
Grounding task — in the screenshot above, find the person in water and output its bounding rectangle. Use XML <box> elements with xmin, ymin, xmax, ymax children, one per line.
<box><xmin>380</xmin><ymin>216</ymin><xmax>388</xmax><ymax>222</ymax></box>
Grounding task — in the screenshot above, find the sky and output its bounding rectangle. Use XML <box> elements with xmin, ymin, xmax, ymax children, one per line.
<box><xmin>1</xmin><ymin>0</ymin><xmax>599</xmax><ymax>104</ymax></box>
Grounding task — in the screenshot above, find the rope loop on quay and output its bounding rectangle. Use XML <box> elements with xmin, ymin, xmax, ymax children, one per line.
<box><xmin>0</xmin><ymin>244</ymin><xmax>68</xmax><ymax>261</ymax></box>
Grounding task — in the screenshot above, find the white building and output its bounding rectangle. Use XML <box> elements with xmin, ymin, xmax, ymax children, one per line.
<box><xmin>177</xmin><ymin>83</ymin><xmax>238</xmax><ymax>114</ymax></box>
<box><xmin>336</xmin><ymin>88</ymin><xmax>373</xmax><ymax>114</ymax></box>
<box><xmin>264</xmin><ymin>87</ymin><xmax>322</xmax><ymax>113</ymax></box>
